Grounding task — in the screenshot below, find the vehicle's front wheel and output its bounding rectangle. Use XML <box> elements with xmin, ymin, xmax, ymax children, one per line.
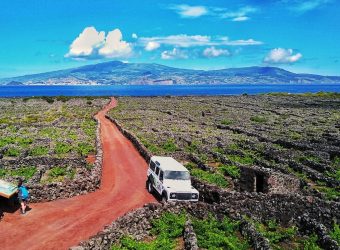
<box><xmin>161</xmin><ymin>193</ymin><xmax>168</xmax><ymax>203</ymax></box>
<box><xmin>146</xmin><ymin>180</ymin><xmax>153</xmax><ymax>193</ymax></box>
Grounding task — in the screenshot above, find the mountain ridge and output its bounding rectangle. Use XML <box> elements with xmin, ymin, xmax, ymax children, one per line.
<box><xmin>1</xmin><ymin>61</ymin><xmax>340</xmax><ymax>85</ymax></box>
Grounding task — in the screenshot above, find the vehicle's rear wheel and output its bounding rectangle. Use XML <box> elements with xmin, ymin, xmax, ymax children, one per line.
<box><xmin>147</xmin><ymin>180</ymin><xmax>153</xmax><ymax>193</ymax></box>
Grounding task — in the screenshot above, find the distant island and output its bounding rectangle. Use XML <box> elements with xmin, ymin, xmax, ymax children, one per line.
<box><xmin>1</xmin><ymin>61</ymin><xmax>340</xmax><ymax>85</ymax></box>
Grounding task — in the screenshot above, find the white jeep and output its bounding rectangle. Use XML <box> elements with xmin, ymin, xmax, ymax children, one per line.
<box><xmin>146</xmin><ymin>156</ymin><xmax>199</xmax><ymax>202</ymax></box>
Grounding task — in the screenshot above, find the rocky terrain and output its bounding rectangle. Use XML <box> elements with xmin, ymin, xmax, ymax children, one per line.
<box><xmin>0</xmin><ymin>97</ymin><xmax>109</xmax><ymax>202</ymax></box>
<box><xmin>1</xmin><ymin>61</ymin><xmax>340</xmax><ymax>85</ymax></box>
<box><xmin>83</xmin><ymin>93</ymin><xmax>340</xmax><ymax>250</ymax></box>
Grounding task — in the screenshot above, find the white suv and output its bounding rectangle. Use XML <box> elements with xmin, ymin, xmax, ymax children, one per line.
<box><xmin>146</xmin><ymin>156</ymin><xmax>199</xmax><ymax>202</ymax></box>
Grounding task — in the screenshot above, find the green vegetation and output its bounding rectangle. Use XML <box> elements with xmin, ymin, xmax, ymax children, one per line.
<box><xmin>314</xmin><ymin>185</ymin><xmax>340</xmax><ymax>200</ymax></box>
<box><xmin>250</xmin><ymin>115</ymin><xmax>267</xmax><ymax>123</ymax></box>
<box><xmin>330</xmin><ymin>223</ymin><xmax>340</xmax><ymax>244</ymax></box>
<box><xmin>77</xmin><ymin>142</ymin><xmax>94</xmax><ymax>156</ymax></box>
<box><xmin>162</xmin><ymin>139</ymin><xmax>177</xmax><ymax>153</ymax></box>
<box><xmin>254</xmin><ymin>219</ymin><xmax>298</xmax><ymax>248</ymax></box>
<box><xmin>228</xmin><ymin>153</ymin><xmax>255</xmax><ymax>165</ymax></box>
<box><xmin>192</xmin><ymin>215</ymin><xmax>249</xmax><ymax>250</ymax></box>
<box><xmin>4</xmin><ymin>147</ymin><xmax>21</xmax><ymax>157</ymax></box>
<box><xmin>45</xmin><ymin>166</ymin><xmax>76</xmax><ymax>183</ymax></box>
<box><xmin>301</xmin><ymin>234</ymin><xmax>321</xmax><ymax>250</ymax></box>
<box><xmin>221</xmin><ymin>119</ymin><xmax>233</xmax><ymax>125</ymax></box>
<box><xmin>218</xmin><ymin>164</ymin><xmax>241</xmax><ymax>179</ymax></box>
<box><xmin>190</xmin><ymin>167</ymin><xmax>228</xmax><ymax>188</ymax></box>
<box><xmin>184</xmin><ymin>140</ymin><xmax>200</xmax><ymax>153</ymax></box>
<box><xmin>29</xmin><ymin>146</ymin><xmax>49</xmax><ymax>156</ymax></box>
<box><xmin>55</xmin><ymin>142</ymin><xmax>73</xmax><ymax>155</ymax></box>
<box><xmin>267</xmin><ymin>92</ymin><xmax>340</xmax><ymax>98</ymax></box>
<box><xmin>0</xmin><ymin>166</ymin><xmax>37</xmax><ymax>180</ymax></box>
<box><xmin>111</xmin><ymin>212</ymin><xmax>186</xmax><ymax>250</ymax></box>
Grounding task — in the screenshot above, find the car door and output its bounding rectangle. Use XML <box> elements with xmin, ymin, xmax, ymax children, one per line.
<box><xmin>154</xmin><ymin>166</ymin><xmax>162</xmax><ymax>194</ymax></box>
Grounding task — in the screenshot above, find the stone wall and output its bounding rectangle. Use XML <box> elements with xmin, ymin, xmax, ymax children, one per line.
<box><xmin>239</xmin><ymin>165</ymin><xmax>301</xmax><ymax>194</ymax></box>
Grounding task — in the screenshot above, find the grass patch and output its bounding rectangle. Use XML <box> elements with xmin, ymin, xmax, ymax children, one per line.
<box><xmin>314</xmin><ymin>185</ymin><xmax>340</xmax><ymax>201</ymax></box>
<box><xmin>44</xmin><ymin>166</ymin><xmax>76</xmax><ymax>183</ymax></box>
<box><xmin>218</xmin><ymin>164</ymin><xmax>240</xmax><ymax>179</ymax></box>
<box><xmin>254</xmin><ymin>219</ymin><xmax>298</xmax><ymax>248</ymax></box>
<box><xmin>77</xmin><ymin>142</ymin><xmax>94</xmax><ymax>156</ymax></box>
<box><xmin>228</xmin><ymin>154</ymin><xmax>255</xmax><ymax>165</ymax></box>
<box><xmin>162</xmin><ymin>139</ymin><xmax>177</xmax><ymax>153</ymax></box>
<box><xmin>111</xmin><ymin>212</ymin><xmax>186</xmax><ymax>250</ymax></box>
<box><xmin>190</xmin><ymin>168</ymin><xmax>228</xmax><ymax>188</ymax></box>
<box><xmin>301</xmin><ymin>234</ymin><xmax>321</xmax><ymax>250</ymax></box>
<box><xmin>55</xmin><ymin>142</ymin><xmax>73</xmax><ymax>155</ymax></box>
<box><xmin>330</xmin><ymin>223</ymin><xmax>340</xmax><ymax>245</ymax></box>
<box><xmin>29</xmin><ymin>146</ymin><xmax>49</xmax><ymax>156</ymax></box>
<box><xmin>250</xmin><ymin>115</ymin><xmax>267</xmax><ymax>123</ymax></box>
<box><xmin>184</xmin><ymin>140</ymin><xmax>200</xmax><ymax>153</ymax></box>
<box><xmin>0</xmin><ymin>166</ymin><xmax>37</xmax><ymax>180</ymax></box>
<box><xmin>192</xmin><ymin>214</ymin><xmax>250</xmax><ymax>250</ymax></box>
<box><xmin>221</xmin><ymin>119</ymin><xmax>233</xmax><ymax>125</ymax></box>
<box><xmin>4</xmin><ymin>147</ymin><xmax>21</xmax><ymax>157</ymax></box>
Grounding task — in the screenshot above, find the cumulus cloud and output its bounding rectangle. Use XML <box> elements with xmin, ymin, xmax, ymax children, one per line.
<box><xmin>145</xmin><ymin>41</ymin><xmax>160</xmax><ymax>51</ymax></box>
<box><xmin>161</xmin><ymin>48</ymin><xmax>188</xmax><ymax>60</ymax></box>
<box><xmin>66</xmin><ymin>27</ymin><xmax>132</xmax><ymax>59</ymax></box>
<box><xmin>66</xmin><ymin>27</ymin><xmax>105</xmax><ymax>57</ymax></box>
<box><xmin>132</xmin><ymin>33</ymin><xmax>138</xmax><ymax>39</ymax></box>
<box><xmin>264</xmin><ymin>48</ymin><xmax>302</xmax><ymax>64</ymax></box>
<box><xmin>203</xmin><ymin>47</ymin><xmax>230</xmax><ymax>57</ymax></box>
<box><xmin>170</xmin><ymin>4</ymin><xmax>208</xmax><ymax>18</ymax></box>
<box><xmin>232</xmin><ymin>16</ymin><xmax>249</xmax><ymax>22</ymax></box>
<box><xmin>139</xmin><ymin>34</ymin><xmax>262</xmax><ymax>48</ymax></box>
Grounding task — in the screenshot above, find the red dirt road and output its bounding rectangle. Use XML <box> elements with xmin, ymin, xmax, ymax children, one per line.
<box><xmin>0</xmin><ymin>98</ymin><xmax>156</xmax><ymax>250</ymax></box>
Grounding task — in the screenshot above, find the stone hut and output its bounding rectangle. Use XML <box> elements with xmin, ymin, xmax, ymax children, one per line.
<box><xmin>239</xmin><ymin>166</ymin><xmax>301</xmax><ymax>194</ymax></box>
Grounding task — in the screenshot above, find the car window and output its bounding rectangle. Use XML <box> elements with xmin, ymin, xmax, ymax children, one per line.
<box><xmin>159</xmin><ymin>170</ymin><xmax>164</xmax><ymax>181</ymax></box>
<box><xmin>150</xmin><ymin>161</ymin><xmax>156</xmax><ymax>171</ymax></box>
<box><xmin>164</xmin><ymin>171</ymin><xmax>190</xmax><ymax>180</ymax></box>
<box><xmin>155</xmin><ymin>166</ymin><xmax>160</xmax><ymax>176</ymax></box>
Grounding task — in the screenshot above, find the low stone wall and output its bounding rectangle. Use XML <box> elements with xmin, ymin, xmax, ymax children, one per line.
<box><xmin>105</xmin><ymin>115</ymin><xmax>152</xmax><ymax>163</ymax></box>
<box><xmin>193</xmin><ymin>177</ymin><xmax>339</xmax><ymax>229</ymax></box>
<box><xmin>183</xmin><ymin>218</ymin><xmax>199</xmax><ymax>250</ymax></box>
<box><xmin>299</xmin><ymin>214</ymin><xmax>339</xmax><ymax>250</ymax></box>
<box><xmin>239</xmin><ymin>220</ymin><xmax>271</xmax><ymax>250</ymax></box>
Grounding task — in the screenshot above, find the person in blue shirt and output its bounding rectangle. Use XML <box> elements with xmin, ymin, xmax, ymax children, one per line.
<box><xmin>17</xmin><ymin>179</ymin><xmax>29</xmax><ymax>215</ymax></box>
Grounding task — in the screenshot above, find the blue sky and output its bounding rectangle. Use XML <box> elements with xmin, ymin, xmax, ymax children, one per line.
<box><xmin>0</xmin><ymin>0</ymin><xmax>339</xmax><ymax>78</ymax></box>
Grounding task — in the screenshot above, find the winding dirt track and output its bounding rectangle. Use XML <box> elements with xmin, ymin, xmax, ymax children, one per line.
<box><xmin>0</xmin><ymin>98</ymin><xmax>156</xmax><ymax>250</ymax></box>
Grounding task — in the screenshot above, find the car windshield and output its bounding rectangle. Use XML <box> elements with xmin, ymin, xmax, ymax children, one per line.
<box><xmin>164</xmin><ymin>171</ymin><xmax>190</xmax><ymax>180</ymax></box>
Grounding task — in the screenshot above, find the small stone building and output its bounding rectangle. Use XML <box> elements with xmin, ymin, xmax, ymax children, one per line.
<box><xmin>239</xmin><ymin>166</ymin><xmax>301</xmax><ymax>194</ymax></box>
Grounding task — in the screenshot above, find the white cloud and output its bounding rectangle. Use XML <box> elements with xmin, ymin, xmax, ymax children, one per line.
<box><xmin>98</xmin><ymin>29</ymin><xmax>132</xmax><ymax>58</ymax></box>
<box><xmin>170</xmin><ymin>4</ymin><xmax>208</xmax><ymax>18</ymax></box>
<box><xmin>139</xmin><ymin>35</ymin><xmax>262</xmax><ymax>48</ymax></box>
<box><xmin>66</xmin><ymin>27</ymin><xmax>132</xmax><ymax>59</ymax></box>
<box><xmin>203</xmin><ymin>47</ymin><xmax>230</xmax><ymax>57</ymax></box>
<box><xmin>264</xmin><ymin>48</ymin><xmax>302</xmax><ymax>64</ymax></box>
<box><xmin>66</xmin><ymin>27</ymin><xmax>105</xmax><ymax>57</ymax></box>
<box><xmin>145</xmin><ymin>41</ymin><xmax>160</xmax><ymax>51</ymax></box>
<box><xmin>287</xmin><ymin>0</ymin><xmax>332</xmax><ymax>12</ymax></box>
<box><xmin>220</xmin><ymin>6</ymin><xmax>257</xmax><ymax>20</ymax></box>
<box><xmin>161</xmin><ymin>48</ymin><xmax>188</xmax><ymax>60</ymax></box>
<box><xmin>169</xmin><ymin>4</ymin><xmax>257</xmax><ymax>21</ymax></box>
<box><xmin>132</xmin><ymin>33</ymin><xmax>138</xmax><ymax>39</ymax></box>
<box><xmin>232</xmin><ymin>16</ymin><xmax>249</xmax><ymax>22</ymax></box>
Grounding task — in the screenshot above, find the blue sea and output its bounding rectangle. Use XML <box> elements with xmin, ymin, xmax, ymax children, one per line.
<box><xmin>0</xmin><ymin>84</ymin><xmax>339</xmax><ymax>97</ymax></box>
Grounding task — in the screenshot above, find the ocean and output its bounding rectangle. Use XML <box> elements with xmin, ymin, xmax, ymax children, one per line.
<box><xmin>0</xmin><ymin>84</ymin><xmax>339</xmax><ymax>97</ymax></box>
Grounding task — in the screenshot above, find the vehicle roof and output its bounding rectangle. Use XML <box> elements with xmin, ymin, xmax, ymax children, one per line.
<box><xmin>151</xmin><ymin>156</ymin><xmax>188</xmax><ymax>172</ymax></box>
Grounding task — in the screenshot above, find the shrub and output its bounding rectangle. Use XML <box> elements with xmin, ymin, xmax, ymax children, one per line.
<box><xmin>192</xmin><ymin>215</ymin><xmax>249</xmax><ymax>250</ymax></box>
<box><xmin>302</xmin><ymin>234</ymin><xmax>321</xmax><ymax>250</ymax></box>
<box><xmin>185</xmin><ymin>140</ymin><xmax>200</xmax><ymax>153</ymax></box>
<box><xmin>4</xmin><ymin>147</ymin><xmax>21</xmax><ymax>157</ymax></box>
<box><xmin>330</xmin><ymin>223</ymin><xmax>340</xmax><ymax>244</ymax></box>
<box><xmin>228</xmin><ymin>154</ymin><xmax>254</xmax><ymax>165</ymax></box>
<box><xmin>162</xmin><ymin>139</ymin><xmax>177</xmax><ymax>153</ymax></box>
<box><xmin>77</xmin><ymin>142</ymin><xmax>94</xmax><ymax>156</ymax></box>
<box><xmin>29</xmin><ymin>146</ymin><xmax>49</xmax><ymax>156</ymax></box>
<box><xmin>151</xmin><ymin>212</ymin><xmax>186</xmax><ymax>239</ymax></box>
<box><xmin>55</xmin><ymin>142</ymin><xmax>73</xmax><ymax>155</ymax></box>
<box><xmin>218</xmin><ymin>164</ymin><xmax>240</xmax><ymax>179</ymax></box>
<box><xmin>221</xmin><ymin>119</ymin><xmax>233</xmax><ymax>125</ymax></box>
<box><xmin>250</xmin><ymin>115</ymin><xmax>267</xmax><ymax>123</ymax></box>
<box><xmin>191</xmin><ymin>168</ymin><xmax>228</xmax><ymax>188</ymax></box>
